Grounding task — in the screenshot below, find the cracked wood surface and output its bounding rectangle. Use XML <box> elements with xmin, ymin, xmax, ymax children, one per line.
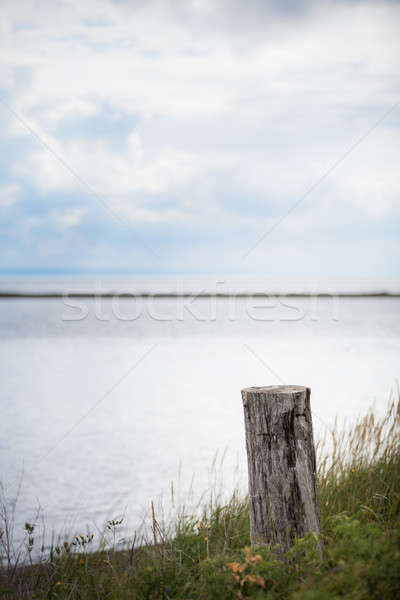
<box><xmin>242</xmin><ymin>385</ymin><xmax>321</xmax><ymax>552</ymax></box>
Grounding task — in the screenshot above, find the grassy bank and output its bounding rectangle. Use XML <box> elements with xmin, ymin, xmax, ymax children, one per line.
<box><xmin>1</xmin><ymin>399</ymin><xmax>400</xmax><ymax>599</ymax></box>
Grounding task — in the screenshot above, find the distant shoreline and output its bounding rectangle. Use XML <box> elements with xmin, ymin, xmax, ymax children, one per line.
<box><xmin>0</xmin><ymin>292</ymin><xmax>399</xmax><ymax>299</ymax></box>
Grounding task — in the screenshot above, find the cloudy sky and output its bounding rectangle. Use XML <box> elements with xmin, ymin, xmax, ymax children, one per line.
<box><xmin>0</xmin><ymin>0</ymin><xmax>399</xmax><ymax>278</ymax></box>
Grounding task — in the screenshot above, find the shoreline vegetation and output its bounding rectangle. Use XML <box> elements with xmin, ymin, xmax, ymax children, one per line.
<box><xmin>0</xmin><ymin>292</ymin><xmax>400</xmax><ymax>298</ymax></box>
<box><xmin>1</xmin><ymin>398</ymin><xmax>399</xmax><ymax>599</ymax></box>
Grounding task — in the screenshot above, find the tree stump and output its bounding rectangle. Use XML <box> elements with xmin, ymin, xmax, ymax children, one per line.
<box><xmin>241</xmin><ymin>385</ymin><xmax>320</xmax><ymax>552</ymax></box>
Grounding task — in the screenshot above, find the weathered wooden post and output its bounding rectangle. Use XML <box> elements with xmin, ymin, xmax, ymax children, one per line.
<box><xmin>242</xmin><ymin>385</ymin><xmax>320</xmax><ymax>553</ymax></box>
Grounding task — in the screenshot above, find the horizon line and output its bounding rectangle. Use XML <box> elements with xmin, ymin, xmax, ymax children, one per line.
<box><xmin>1</xmin><ymin>291</ymin><xmax>399</xmax><ymax>299</ymax></box>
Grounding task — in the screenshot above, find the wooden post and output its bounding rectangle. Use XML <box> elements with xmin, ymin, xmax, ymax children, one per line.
<box><xmin>241</xmin><ymin>385</ymin><xmax>320</xmax><ymax>552</ymax></box>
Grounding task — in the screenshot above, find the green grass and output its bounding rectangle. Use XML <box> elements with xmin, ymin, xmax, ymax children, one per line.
<box><xmin>1</xmin><ymin>399</ymin><xmax>400</xmax><ymax>599</ymax></box>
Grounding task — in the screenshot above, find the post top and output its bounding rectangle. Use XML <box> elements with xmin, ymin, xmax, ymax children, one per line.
<box><xmin>241</xmin><ymin>385</ymin><xmax>308</xmax><ymax>395</ymax></box>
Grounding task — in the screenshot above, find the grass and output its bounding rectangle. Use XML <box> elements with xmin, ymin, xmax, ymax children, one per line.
<box><xmin>1</xmin><ymin>398</ymin><xmax>400</xmax><ymax>599</ymax></box>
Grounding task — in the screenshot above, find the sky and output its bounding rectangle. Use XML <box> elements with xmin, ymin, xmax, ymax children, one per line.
<box><xmin>0</xmin><ymin>0</ymin><xmax>399</xmax><ymax>279</ymax></box>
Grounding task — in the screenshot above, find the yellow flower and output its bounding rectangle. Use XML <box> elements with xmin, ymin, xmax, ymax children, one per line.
<box><xmin>55</xmin><ymin>581</ymin><xmax>61</xmax><ymax>586</ymax></box>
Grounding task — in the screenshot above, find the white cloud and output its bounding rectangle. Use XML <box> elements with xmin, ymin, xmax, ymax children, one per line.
<box><xmin>0</xmin><ymin>183</ymin><xmax>20</xmax><ymax>208</ymax></box>
<box><xmin>50</xmin><ymin>207</ymin><xmax>86</xmax><ymax>228</ymax></box>
<box><xmin>1</xmin><ymin>0</ymin><xmax>398</xmax><ymax>124</ymax></box>
<box><xmin>45</xmin><ymin>99</ymin><xmax>99</xmax><ymax>127</ymax></box>
<box><xmin>1</xmin><ymin>0</ymin><xmax>399</xmax><ymax>275</ymax></box>
<box><xmin>14</xmin><ymin>130</ymin><xmax>199</xmax><ymax>197</ymax></box>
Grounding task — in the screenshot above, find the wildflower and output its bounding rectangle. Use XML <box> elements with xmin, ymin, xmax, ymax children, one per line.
<box><xmin>246</xmin><ymin>553</ymin><xmax>263</xmax><ymax>564</ymax></box>
<box><xmin>25</xmin><ymin>523</ymin><xmax>35</xmax><ymax>534</ymax></box>
<box><xmin>55</xmin><ymin>581</ymin><xmax>61</xmax><ymax>586</ymax></box>
<box><xmin>256</xmin><ymin>575</ymin><xmax>265</xmax><ymax>587</ymax></box>
<box><xmin>240</xmin><ymin>574</ymin><xmax>265</xmax><ymax>588</ymax></box>
<box><xmin>241</xmin><ymin>574</ymin><xmax>257</xmax><ymax>586</ymax></box>
<box><xmin>227</xmin><ymin>562</ymin><xmax>242</xmax><ymax>573</ymax></box>
<box><xmin>227</xmin><ymin>562</ymin><xmax>247</xmax><ymax>574</ymax></box>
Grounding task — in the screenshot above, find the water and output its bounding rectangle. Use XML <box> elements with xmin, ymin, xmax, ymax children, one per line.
<box><xmin>0</xmin><ymin>277</ymin><xmax>399</xmax><ymax>549</ymax></box>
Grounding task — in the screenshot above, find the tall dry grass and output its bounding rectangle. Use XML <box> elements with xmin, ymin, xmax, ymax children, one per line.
<box><xmin>1</xmin><ymin>395</ymin><xmax>399</xmax><ymax>599</ymax></box>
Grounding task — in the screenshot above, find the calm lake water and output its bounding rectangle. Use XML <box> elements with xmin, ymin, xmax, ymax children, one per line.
<box><xmin>1</xmin><ymin>278</ymin><xmax>399</xmax><ymax>548</ymax></box>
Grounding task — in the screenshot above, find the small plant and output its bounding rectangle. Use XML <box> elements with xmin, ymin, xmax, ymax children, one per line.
<box><xmin>71</xmin><ymin>533</ymin><xmax>94</xmax><ymax>548</ymax></box>
<box><xmin>24</xmin><ymin>522</ymin><xmax>35</xmax><ymax>566</ymax></box>
<box><xmin>105</xmin><ymin>517</ymin><xmax>124</xmax><ymax>552</ymax></box>
<box><xmin>227</xmin><ymin>547</ymin><xmax>266</xmax><ymax>595</ymax></box>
